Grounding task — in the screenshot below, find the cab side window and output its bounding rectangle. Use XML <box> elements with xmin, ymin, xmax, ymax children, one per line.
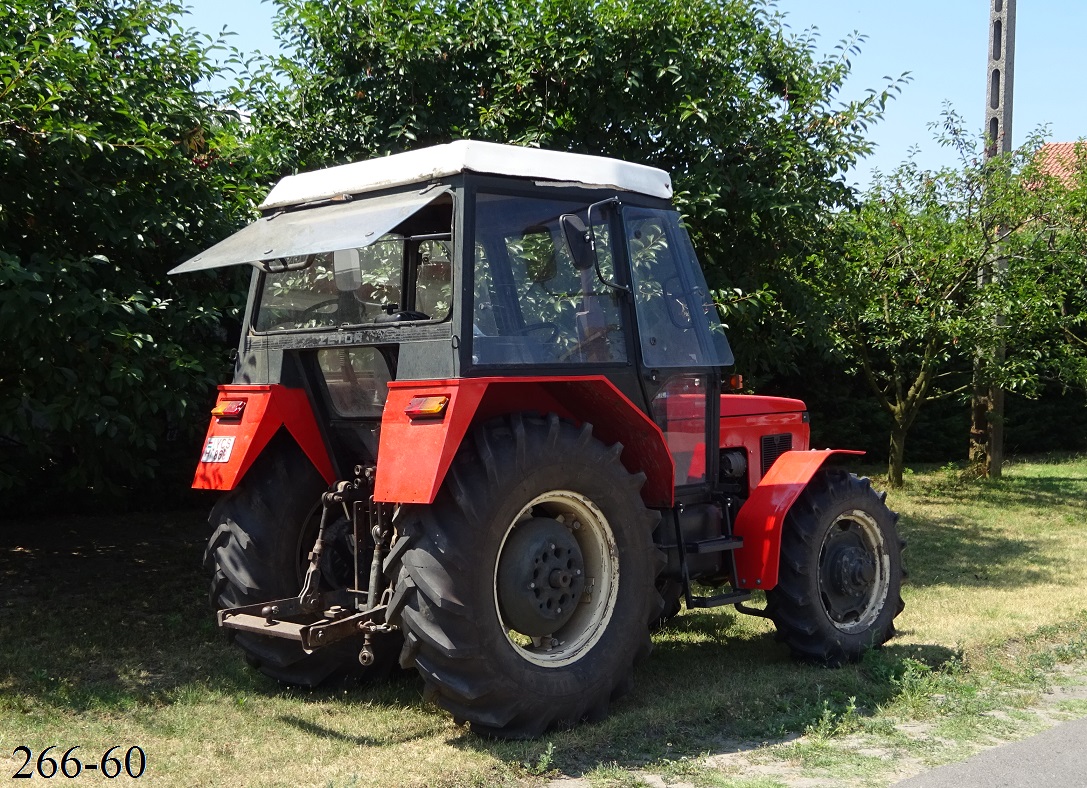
<box><xmin>471</xmin><ymin>193</ymin><xmax>627</xmax><ymax>366</ymax></box>
<box><xmin>625</xmin><ymin>207</ymin><xmax>734</xmax><ymax>369</ymax></box>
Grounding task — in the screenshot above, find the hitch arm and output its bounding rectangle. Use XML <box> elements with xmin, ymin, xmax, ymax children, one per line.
<box><xmin>217</xmin><ymin>466</ymin><xmax>397</xmax><ymax>657</ymax></box>
<box><xmin>217</xmin><ymin>595</ymin><xmax>387</xmax><ymax>653</ymax></box>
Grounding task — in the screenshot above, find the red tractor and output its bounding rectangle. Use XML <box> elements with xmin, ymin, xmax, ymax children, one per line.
<box><xmin>172</xmin><ymin>141</ymin><xmax>904</xmax><ymax>737</ymax></box>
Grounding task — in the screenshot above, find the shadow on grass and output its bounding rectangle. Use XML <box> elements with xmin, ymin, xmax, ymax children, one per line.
<box><xmin>0</xmin><ymin>509</ymin><xmax>418</xmax><ymax>713</ymax></box>
<box><xmin>277</xmin><ymin>707</ymin><xmax>433</xmax><ymax>747</ymax></box>
<box><xmin>901</xmin><ymin>513</ymin><xmax>1044</xmax><ymax>587</ymax></box>
<box><xmin>0</xmin><ymin>508</ymin><xmax>265</xmax><ymax>711</ymax></box>
<box><xmin>917</xmin><ymin>473</ymin><xmax>1087</xmax><ymax>512</ymax></box>
<box><xmin>899</xmin><ymin>470</ymin><xmax>1087</xmax><ymax>589</ymax></box>
<box><xmin>0</xmin><ymin>501</ymin><xmax>988</xmax><ymax>780</ymax></box>
<box><xmin>0</xmin><ymin>508</ymin><xmax>433</xmax><ymax>715</ymax></box>
<box><xmin>449</xmin><ymin>610</ymin><xmax>960</xmax><ymax>778</ymax></box>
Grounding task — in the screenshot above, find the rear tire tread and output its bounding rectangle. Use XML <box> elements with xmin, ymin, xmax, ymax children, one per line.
<box><xmin>388</xmin><ymin>414</ymin><xmax>663</xmax><ymax>738</ymax></box>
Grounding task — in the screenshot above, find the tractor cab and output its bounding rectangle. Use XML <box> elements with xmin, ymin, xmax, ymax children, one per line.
<box><xmin>174</xmin><ymin>141</ymin><xmax>902</xmax><ymax>738</ymax></box>
<box><xmin>173</xmin><ymin>141</ymin><xmax>739</xmax><ymax>495</ymax></box>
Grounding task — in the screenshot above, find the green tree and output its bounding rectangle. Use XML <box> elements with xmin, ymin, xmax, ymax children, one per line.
<box><xmin>249</xmin><ymin>0</ymin><xmax>903</xmax><ymax>376</ymax></box>
<box><xmin>808</xmin><ymin>118</ymin><xmax>1087</xmax><ymax>487</ymax></box>
<box><xmin>0</xmin><ymin>0</ymin><xmax>269</xmax><ymax>497</ymax></box>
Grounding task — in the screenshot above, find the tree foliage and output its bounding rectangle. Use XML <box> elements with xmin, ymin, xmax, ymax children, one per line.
<box><xmin>807</xmin><ymin>116</ymin><xmax>1087</xmax><ymax>487</ymax></box>
<box><xmin>251</xmin><ymin>0</ymin><xmax>903</xmax><ymax>376</ymax></box>
<box><xmin>0</xmin><ymin>0</ymin><xmax>268</xmax><ymax>496</ymax></box>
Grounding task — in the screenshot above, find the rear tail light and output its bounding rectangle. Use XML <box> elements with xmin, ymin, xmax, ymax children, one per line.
<box><xmin>404</xmin><ymin>395</ymin><xmax>449</xmax><ymax>419</ymax></box>
<box><xmin>211</xmin><ymin>400</ymin><xmax>246</xmax><ymax>419</ymax></box>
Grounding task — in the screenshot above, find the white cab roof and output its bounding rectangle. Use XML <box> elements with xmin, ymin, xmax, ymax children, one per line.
<box><xmin>260</xmin><ymin>140</ymin><xmax>673</xmax><ymax>209</ymax></box>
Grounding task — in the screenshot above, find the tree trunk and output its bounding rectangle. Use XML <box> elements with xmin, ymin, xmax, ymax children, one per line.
<box><xmin>969</xmin><ymin>381</ymin><xmax>990</xmax><ymax>477</ymax></box>
<box><xmin>973</xmin><ymin>382</ymin><xmax>991</xmax><ymax>469</ymax></box>
<box><xmin>969</xmin><ymin>367</ymin><xmax>1004</xmax><ymax>479</ymax></box>
<box><xmin>888</xmin><ymin>419</ymin><xmax>909</xmax><ymax>489</ymax></box>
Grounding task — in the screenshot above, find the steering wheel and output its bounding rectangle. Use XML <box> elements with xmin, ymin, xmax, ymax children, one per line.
<box><xmin>513</xmin><ymin>321</ymin><xmax>561</xmax><ymax>342</ymax></box>
<box><xmin>298</xmin><ymin>298</ymin><xmax>339</xmax><ymax>321</ymax></box>
<box><xmin>376</xmin><ymin>309</ymin><xmax>430</xmax><ymax>323</ymax></box>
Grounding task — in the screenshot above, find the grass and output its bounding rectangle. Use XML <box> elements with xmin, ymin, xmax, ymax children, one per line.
<box><xmin>1</xmin><ymin>454</ymin><xmax>1086</xmax><ymax>786</ymax></box>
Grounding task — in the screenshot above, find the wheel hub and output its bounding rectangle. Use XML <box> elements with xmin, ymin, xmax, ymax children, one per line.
<box><xmin>830</xmin><ymin>546</ymin><xmax>876</xmax><ymax>595</ymax></box>
<box><xmin>496</xmin><ymin>517</ymin><xmax>586</xmax><ymax>637</ymax></box>
<box><xmin>819</xmin><ymin>517</ymin><xmax>884</xmax><ymax>629</ymax></box>
<box><xmin>549</xmin><ymin>569</ymin><xmax>574</xmax><ymax>589</ymax></box>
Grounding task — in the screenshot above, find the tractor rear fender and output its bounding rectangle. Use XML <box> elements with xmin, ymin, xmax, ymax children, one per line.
<box><xmin>374</xmin><ymin>376</ymin><xmax>675</xmax><ymax>506</ymax></box>
<box><xmin>192</xmin><ymin>384</ymin><xmax>335</xmax><ymax>490</ymax></box>
<box><xmin>732</xmin><ymin>449</ymin><xmax>864</xmax><ymax>590</ymax></box>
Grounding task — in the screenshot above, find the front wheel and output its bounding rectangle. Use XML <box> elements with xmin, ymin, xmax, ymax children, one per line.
<box><xmin>766</xmin><ymin>468</ymin><xmax>904</xmax><ymax>665</ymax></box>
<box><xmin>386</xmin><ymin>414</ymin><xmax>663</xmax><ymax>737</ymax></box>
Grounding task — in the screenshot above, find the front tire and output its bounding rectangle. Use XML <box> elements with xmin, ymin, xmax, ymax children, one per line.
<box><xmin>766</xmin><ymin>468</ymin><xmax>904</xmax><ymax>665</ymax></box>
<box><xmin>386</xmin><ymin>414</ymin><xmax>663</xmax><ymax>737</ymax></box>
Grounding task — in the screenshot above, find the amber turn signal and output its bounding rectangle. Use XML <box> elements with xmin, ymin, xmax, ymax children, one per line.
<box><xmin>404</xmin><ymin>395</ymin><xmax>450</xmax><ymax>419</ymax></box>
<box><xmin>211</xmin><ymin>400</ymin><xmax>246</xmax><ymax>419</ymax></box>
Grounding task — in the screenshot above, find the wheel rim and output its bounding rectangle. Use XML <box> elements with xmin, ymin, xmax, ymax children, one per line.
<box><xmin>494</xmin><ymin>490</ymin><xmax>619</xmax><ymax>667</ymax></box>
<box><xmin>817</xmin><ymin>509</ymin><xmax>890</xmax><ymax>634</ymax></box>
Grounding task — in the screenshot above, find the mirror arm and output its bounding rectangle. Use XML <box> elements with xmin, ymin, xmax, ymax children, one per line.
<box><xmin>586</xmin><ymin>197</ymin><xmax>629</xmax><ymax>294</ymax></box>
<box><xmin>259</xmin><ymin>253</ymin><xmax>315</xmax><ymax>273</ymax></box>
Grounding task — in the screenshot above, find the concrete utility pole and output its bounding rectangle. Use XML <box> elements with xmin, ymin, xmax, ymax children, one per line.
<box><xmin>971</xmin><ymin>0</ymin><xmax>1016</xmax><ymax>477</ymax></box>
<box><xmin>984</xmin><ymin>0</ymin><xmax>1016</xmax><ymax>157</ymax></box>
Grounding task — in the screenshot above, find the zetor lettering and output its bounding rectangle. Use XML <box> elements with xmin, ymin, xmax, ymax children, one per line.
<box><xmin>172</xmin><ymin>141</ymin><xmax>905</xmax><ymax>738</ymax></box>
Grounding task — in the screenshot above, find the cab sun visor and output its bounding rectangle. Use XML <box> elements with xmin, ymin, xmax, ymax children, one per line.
<box><xmin>169</xmin><ymin>185</ymin><xmax>451</xmax><ymax>274</ymax></box>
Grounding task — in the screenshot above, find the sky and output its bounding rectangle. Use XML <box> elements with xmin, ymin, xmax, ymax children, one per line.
<box><xmin>181</xmin><ymin>0</ymin><xmax>1087</xmax><ymax>188</ymax></box>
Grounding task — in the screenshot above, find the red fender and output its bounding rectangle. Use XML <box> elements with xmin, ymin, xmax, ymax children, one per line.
<box><xmin>192</xmin><ymin>384</ymin><xmax>335</xmax><ymax>490</ymax></box>
<box><xmin>732</xmin><ymin>449</ymin><xmax>864</xmax><ymax>590</ymax></box>
<box><xmin>374</xmin><ymin>376</ymin><xmax>674</xmax><ymax>506</ymax></box>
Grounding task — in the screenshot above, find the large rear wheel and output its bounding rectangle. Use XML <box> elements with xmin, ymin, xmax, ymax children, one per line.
<box><xmin>386</xmin><ymin>414</ymin><xmax>663</xmax><ymax>737</ymax></box>
<box><xmin>204</xmin><ymin>433</ymin><xmax>399</xmax><ymax>686</ymax></box>
<box><xmin>766</xmin><ymin>467</ymin><xmax>904</xmax><ymax>665</ymax></box>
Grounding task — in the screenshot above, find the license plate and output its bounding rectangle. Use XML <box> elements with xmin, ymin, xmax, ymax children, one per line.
<box><xmin>201</xmin><ymin>436</ymin><xmax>235</xmax><ymax>463</ymax></box>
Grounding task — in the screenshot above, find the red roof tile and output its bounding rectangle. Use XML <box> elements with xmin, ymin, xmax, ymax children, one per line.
<box><xmin>1036</xmin><ymin>142</ymin><xmax>1084</xmax><ymax>186</ymax></box>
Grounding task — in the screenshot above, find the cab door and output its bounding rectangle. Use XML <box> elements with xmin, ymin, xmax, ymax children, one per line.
<box><xmin>621</xmin><ymin>205</ymin><xmax>735</xmax><ymax>493</ymax></box>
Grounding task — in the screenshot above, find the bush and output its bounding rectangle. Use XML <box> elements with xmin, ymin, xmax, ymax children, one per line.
<box><xmin>0</xmin><ymin>0</ymin><xmax>268</xmax><ymax>501</ymax></box>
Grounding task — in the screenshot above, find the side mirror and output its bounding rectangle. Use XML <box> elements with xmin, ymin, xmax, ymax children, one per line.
<box><xmin>333</xmin><ymin>248</ymin><xmax>362</xmax><ymax>291</ymax></box>
<box><xmin>560</xmin><ymin>213</ymin><xmax>594</xmax><ymax>271</ymax></box>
